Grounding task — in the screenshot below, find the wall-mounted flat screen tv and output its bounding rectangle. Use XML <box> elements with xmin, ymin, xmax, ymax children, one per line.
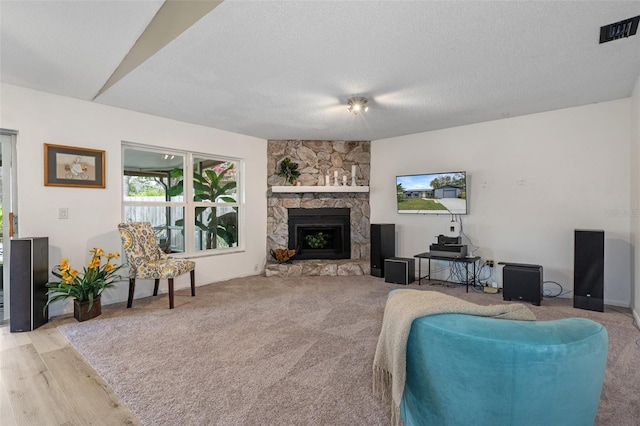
<box><xmin>396</xmin><ymin>171</ymin><xmax>467</xmax><ymax>215</ymax></box>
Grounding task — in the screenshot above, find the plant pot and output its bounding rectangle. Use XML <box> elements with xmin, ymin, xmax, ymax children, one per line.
<box><xmin>73</xmin><ymin>295</ymin><xmax>102</xmax><ymax>322</ymax></box>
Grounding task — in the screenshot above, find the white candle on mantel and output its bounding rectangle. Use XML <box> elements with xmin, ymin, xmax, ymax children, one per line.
<box><xmin>343</xmin><ymin>175</ymin><xmax>347</xmax><ymax>185</ymax></box>
<box><xmin>334</xmin><ymin>170</ymin><xmax>338</xmax><ymax>179</ymax></box>
<box><xmin>351</xmin><ymin>165</ymin><xmax>357</xmax><ymax>178</ymax></box>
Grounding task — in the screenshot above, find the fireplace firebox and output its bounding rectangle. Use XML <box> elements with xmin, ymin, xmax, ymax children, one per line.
<box><xmin>288</xmin><ymin>208</ymin><xmax>350</xmax><ymax>260</ymax></box>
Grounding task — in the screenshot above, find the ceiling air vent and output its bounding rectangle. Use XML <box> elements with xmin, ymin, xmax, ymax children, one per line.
<box><xmin>600</xmin><ymin>15</ymin><xmax>639</xmax><ymax>44</ymax></box>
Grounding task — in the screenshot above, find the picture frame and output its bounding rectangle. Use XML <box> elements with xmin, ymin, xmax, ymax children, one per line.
<box><xmin>44</xmin><ymin>143</ymin><xmax>106</xmax><ymax>188</ymax></box>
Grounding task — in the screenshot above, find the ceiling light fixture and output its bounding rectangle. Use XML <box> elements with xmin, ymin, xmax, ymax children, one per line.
<box><xmin>347</xmin><ymin>97</ymin><xmax>369</xmax><ymax>114</ymax></box>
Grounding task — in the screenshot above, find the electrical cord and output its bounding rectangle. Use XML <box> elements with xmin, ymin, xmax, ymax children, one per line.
<box><xmin>425</xmin><ymin>265</ymin><xmax>450</xmax><ymax>278</ymax></box>
<box><xmin>431</xmin><ymin>265</ymin><xmax>450</xmax><ymax>274</ymax></box>
<box><xmin>461</xmin><ymin>260</ymin><xmax>489</xmax><ymax>289</ymax></box>
<box><xmin>608</xmin><ymin>309</ymin><xmax>640</xmax><ymax>348</ymax></box>
<box><xmin>606</xmin><ymin>306</ymin><xmax>634</xmax><ymax>318</ymax></box>
<box><xmin>417</xmin><ymin>264</ymin><xmax>455</xmax><ymax>286</ymax></box>
<box><xmin>450</xmin><ymin>262</ymin><xmax>469</xmax><ymax>284</ymax></box>
<box><xmin>458</xmin><ymin>216</ymin><xmax>480</xmax><ymax>256</ymax></box>
<box><xmin>476</xmin><ymin>263</ymin><xmax>493</xmax><ymax>284</ymax></box>
<box><xmin>449</xmin><ymin>261</ymin><xmax>484</xmax><ymax>290</ymax></box>
<box><xmin>424</xmin><ymin>261</ymin><xmax>471</xmax><ymax>289</ymax></box>
<box><xmin>602</xmin><ymin>308</ymin><xmax>640</xmax><ymax>348</ymax></box>
<box><xmin>471</xmin><ymin>283</ymin><xmax>488</xmax><ymax>294</ymax></box>
<box><xmin>542</xmin><ymin>280</ymin><xmax>573</xmax><ymax>298</ymax></box>
<box><xmin>448</xmin><ymin>262</ymin><xmax>460</xmax><ymax>282</ymax></box>
<box><xmin>542</xmin><ymin>280</ymin><xmax>563</xmax><ymax>297</ymax></box>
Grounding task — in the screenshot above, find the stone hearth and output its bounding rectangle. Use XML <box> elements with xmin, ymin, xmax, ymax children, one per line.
<box><xmin>265</xmin><ymin>259</ymin><xmax>370</xmax><ymax>277</ymax></box>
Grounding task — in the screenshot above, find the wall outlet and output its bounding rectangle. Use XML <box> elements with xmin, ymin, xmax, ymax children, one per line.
<box><xmin>486</xmin><ymin>259</ymin><xmax>494</xmax><ymax>267</ymax></box>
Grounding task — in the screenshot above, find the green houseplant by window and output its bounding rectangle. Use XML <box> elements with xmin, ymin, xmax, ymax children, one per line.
<box><xmin>168</xmin><ymin>164</ymin><xmax>238</xmax><ymax>250</ymax></box>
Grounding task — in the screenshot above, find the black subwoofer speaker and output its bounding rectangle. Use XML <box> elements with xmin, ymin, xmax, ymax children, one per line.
<box><xmin>574</xmin><ymin>229</ymin><xmax>604</xmax><ymax>312</ymax></box>
<box><xmin>502</xmin><ymin>263</ymin><xmax>543</xmax><ymax>306</ymax></box>
<box><xmin>371</xmin><ymin>224</ymin><xmax>395</xmax><ymax>278</ymax></box>
<box><xmin>384</xmin><ymin>257</ymin><xmax>415</xmax><ymax>285</ymax></box>
<box><xmin>10</xmin><ymin>237</ymin><xmax>49</xmax><ymax>332</ymax></box>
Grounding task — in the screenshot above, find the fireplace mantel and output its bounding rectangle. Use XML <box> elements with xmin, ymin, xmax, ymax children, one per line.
<box><xmin>271</xmin><ymin>185</ymin><xmax>369</xmax><ymax>193</ymax></box>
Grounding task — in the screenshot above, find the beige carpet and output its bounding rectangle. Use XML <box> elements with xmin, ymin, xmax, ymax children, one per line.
<box><xmin>57</xmin><ymin>275</ymin><xmax>640</xmax><ymax>425</ymax></box>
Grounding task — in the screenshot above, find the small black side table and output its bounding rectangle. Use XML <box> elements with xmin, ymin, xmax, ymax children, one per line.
<box><xmin>414</xmin><ymin>252</ymin><xmax>480</xmax><ymax>292</ymax></box>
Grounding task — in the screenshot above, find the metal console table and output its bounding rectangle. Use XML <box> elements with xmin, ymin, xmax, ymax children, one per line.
<box><xmin>414</xmin><ymin>252</ymin><xmax>481</xmax><ymax>292</ymax></box>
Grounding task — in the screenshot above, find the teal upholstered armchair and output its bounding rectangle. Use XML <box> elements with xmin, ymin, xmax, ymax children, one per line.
<box><xmin>118</xmin><ymin>222</ymin><xmax>195</xmax><ymax>309</ymax></box>
<box><xmin>401</xmin><ymin>314</ymin><xmax>608</xmax><ymax>426</ymax></box>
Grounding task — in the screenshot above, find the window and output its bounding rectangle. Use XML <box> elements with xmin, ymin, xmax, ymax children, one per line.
<box><xmin>122</xmin><ymin>145</ymin><xmax>241</xmax><ymax>255</ymax></box>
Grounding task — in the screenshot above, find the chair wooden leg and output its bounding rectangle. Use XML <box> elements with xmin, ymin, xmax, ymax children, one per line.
<box><xmin>127</xmin><ymin>278</ymin><xmax>136</xmax><ymax>308</ymax></box>
<box><xmin>153</xmin><ymin>279</ymin><xmax>160</xmax><ymax>296</ymax></box>
<box><xmin>168</xmin><ymin>278</ymin><xmax>174</xmax><ymax>309</ymax></box>
<box><xmin>190</xmin><ymin>270</ymin><xmax>195</xmax><ymax>297</ymax></box>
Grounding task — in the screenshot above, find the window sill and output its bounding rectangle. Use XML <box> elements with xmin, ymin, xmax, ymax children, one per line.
<box><xmin>169</xmin><ymin>247</ymin><xmax>245</xmax><ymax>259</ymax></box>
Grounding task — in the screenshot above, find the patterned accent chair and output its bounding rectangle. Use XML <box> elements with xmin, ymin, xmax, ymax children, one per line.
<box><xmin>118</xmin><ymin>222</ymin><xmax>195</xmax><ymax>309</ymax></box>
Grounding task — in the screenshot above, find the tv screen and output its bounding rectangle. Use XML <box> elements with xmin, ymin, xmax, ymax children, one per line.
<box><xmin>396</xmin><ymin>171</ymin><xmax>467</xmax><ymax>215</ymax></box>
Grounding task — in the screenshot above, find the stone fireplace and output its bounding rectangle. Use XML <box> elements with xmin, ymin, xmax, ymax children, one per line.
<box><xmin>266</xmin><ymin>140</ymin><xmax>371</xmax><ymax>277</ymax></box>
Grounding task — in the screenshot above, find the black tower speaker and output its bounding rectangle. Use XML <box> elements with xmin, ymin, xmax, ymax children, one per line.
<box><xmin>502</xmin><ymin>263</ymin><xmax>543</xmax><ymax>306</ymax></box>
<box><xmin>371</xmin><ymin>224</ymin><xmax>395</xmax><ymax>277</ymax></box>
<box><xmin>10</xmin><ymin>237</ymin><xmax>49</xmax><ymax>332</ymax></box>
<box><xmin>574</xmin><ymin>229</ymin><xmax>604</xmax><ymax>312</ymax></box>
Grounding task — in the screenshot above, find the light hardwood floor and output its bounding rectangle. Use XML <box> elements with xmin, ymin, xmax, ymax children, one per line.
<box><xmin>0</xmin><ymin>318</ymin><xmax>140</xmax><ymax>426</ymax></box>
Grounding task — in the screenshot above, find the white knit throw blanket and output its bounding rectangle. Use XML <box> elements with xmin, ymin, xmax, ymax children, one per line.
<box><xmin>372</xmin><ymin>290</ymin><xmax>536</xmax><ymax>426</ymax></box>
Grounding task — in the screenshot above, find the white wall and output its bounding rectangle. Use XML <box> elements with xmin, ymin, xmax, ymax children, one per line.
<box><xmin>630</xmin><ymin>75</ymin><xmax>640</xmax><ymax>325</ymax></box>
<box><xmin>371</xmin><ymin>99</ymin><xmax>632</xmax><ymax>307</ymax></box>
<box><xmin>1</xmin><ymin>83</ymin><xmax>268</xmax><ymax>317</ymax></box>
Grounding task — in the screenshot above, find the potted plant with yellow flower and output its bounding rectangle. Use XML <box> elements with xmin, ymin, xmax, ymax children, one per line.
<box><xmin>45</xmin><ymin>248</ymin><xmax>123</xmax><ymax>321</ymax></box>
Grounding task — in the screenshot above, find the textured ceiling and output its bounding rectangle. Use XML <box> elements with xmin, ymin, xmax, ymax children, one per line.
<box><xmin>1</xmin><ymin>1</ymin><xmax>639</xmax><ymax>141</ymax></box>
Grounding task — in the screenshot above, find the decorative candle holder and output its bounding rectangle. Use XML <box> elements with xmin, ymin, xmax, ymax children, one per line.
<box><xmin>351</xmin><ymin>176</ymin><xmax>357</xmax><ymax>186</ymax></box>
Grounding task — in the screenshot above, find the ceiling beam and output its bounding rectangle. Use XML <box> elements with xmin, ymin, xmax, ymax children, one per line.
<box><xmin>93</xmin><ymin>0</ymin><xmax>223</xmax><ymax>100</ymax></box>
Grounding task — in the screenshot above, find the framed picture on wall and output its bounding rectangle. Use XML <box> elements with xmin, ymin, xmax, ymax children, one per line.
<box><xmin>44</xmin><ymin>143</ymin><xmax>106</xmax><ymax>188</ymax></box>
